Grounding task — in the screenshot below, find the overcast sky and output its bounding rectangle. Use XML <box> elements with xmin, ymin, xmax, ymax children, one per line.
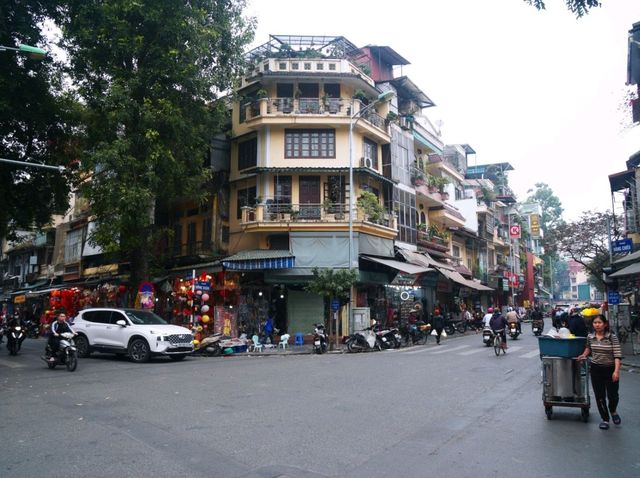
<box><xmin>246</xmin><ymin>0</ymin><xmax>640</xmax><ymax>222</ymax></box>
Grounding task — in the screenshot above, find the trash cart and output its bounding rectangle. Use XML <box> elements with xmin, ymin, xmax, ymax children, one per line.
<box><xmin>538</xmin><ymin>337</ymin><xmax>590</xmax><ymax>422</ymax></box>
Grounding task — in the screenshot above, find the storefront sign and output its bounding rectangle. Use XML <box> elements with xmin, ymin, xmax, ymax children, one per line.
<box><xmin>13</xmin><ymin>294</ymin><xmax>26</xmax><ymax>304</ymax></box>
<box><xmin>502</xmin><ymin>279</ymin><xmax>509</xmax><ymax>291</ymax></box>
<box><xmin>214</xmin><ymin>306</ymin><xmax>237</xmax><ymax>337</ymax></box>
<box><xmin>509</xmin><ymin>224</ymin><xmax>521</xmax><ymax>238</ymax></box>
<box><xmin>607</xmin><ymin>291</ymin><xmax>620</xmax><ymax>305</ymax></box>
<box><xmin>530</xmin><ymin>214</ymin><xmax>540</xmax><ymax>238</ymax></box>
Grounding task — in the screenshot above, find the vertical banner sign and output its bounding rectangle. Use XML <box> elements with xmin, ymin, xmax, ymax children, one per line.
<box><xmin>530</xmin><ymin>214</ymin><xmax>540</xmax><ymax>238</ymax></box>
<box><xmin>509</xmin><ymin>224</ymin><xmax>521</xmax><ymax>238</ymax></box>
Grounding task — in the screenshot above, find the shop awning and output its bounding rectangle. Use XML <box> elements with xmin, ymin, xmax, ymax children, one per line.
<box><xmin>361</xmin><ymin>256</ymin><xmax>432</xmax><ymax>275</ymax></box>
<box><xmin>613</xmin><ymin>249</ymin><xmax>640</xmax><ymax>265</ymax></box>
<box><xmin>222</xmin><ymin>250</ymin><xmax>295</xmax><ymax>271</ymax></box>
<box><xmin>609</xmin><ymin>261</ymin><xmax>640</xmax><ymax>278</ymax></box>
<box><xmin>397</xmin><ymin>249</ymin><xmax>455</xmax><ymax>271</ymax></box>
<box><xmin>463</xmin><ymin>279</ymin><xmax>494</xmax><ymax>292</ymax></box>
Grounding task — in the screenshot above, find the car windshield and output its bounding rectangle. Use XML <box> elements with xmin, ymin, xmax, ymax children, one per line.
<box><xmin>124</xmin><ymin>309</ymin><xmax>167</xmax><ymax>325</ymax></box>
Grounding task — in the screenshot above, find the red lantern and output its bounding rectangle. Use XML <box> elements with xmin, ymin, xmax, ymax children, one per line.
<box><xmin>118</xmin><ymin>285</ymin><xmax>127</xmax><ymax>294</ymax></box>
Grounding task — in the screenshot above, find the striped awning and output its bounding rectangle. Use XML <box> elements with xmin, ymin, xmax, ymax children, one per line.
<box><xmin>222</xmin><ymin>250</ymin><xmax>295</xmax><ymax>271</ymax></box>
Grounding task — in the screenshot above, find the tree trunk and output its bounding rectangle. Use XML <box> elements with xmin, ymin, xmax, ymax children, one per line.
<box><xmin>128</xmin><ymin>238</ymin><xmax>150</xmax><ymax>306</ymax></box>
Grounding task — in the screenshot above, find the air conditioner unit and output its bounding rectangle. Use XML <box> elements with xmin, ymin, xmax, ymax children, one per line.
<box><xmin>362</xmin><ymin>156</ymin><xmax>373</xmax><ymax>169</ymax></box>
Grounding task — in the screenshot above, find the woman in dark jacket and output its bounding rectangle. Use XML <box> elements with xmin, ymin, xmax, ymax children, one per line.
<box><xmin>431</xmin><ymin>308</ymin><xmax>445</xmax><ymax>345</ymax></box>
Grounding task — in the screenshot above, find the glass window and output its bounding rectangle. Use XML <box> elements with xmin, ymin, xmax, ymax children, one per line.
<box><xmin>237</xmin><ymin>186</ymin><xmax>257</xmax><ymax>219</ymax></box>
<box><xmin>285</xmin><ymin>129</ymin><xmax>335</xmax><ymax>158</ymax></box>
<box><xmin>363</xmin><ymin>139</ymin><xmax>378</xmax><ymax>169</ymax></box>
<box><xmin>393</xmin><ymin>187</ymin><xmax>416</xmax><ymax>244</ymax></box>
<box><xmin>238</xmin><ymin>137</ymin><xmax>257</xmax><ymax>170</ymax></box>
<box><xmin>274</xmin><ymin>176</ymin><xmax>292</xmax><ymax>204</ymax></box>
<box><xmin>65</xmin><ymin>229</ymin><xmax>82</xmax><ymax>263</ymax></box>
<box><xmin>124</xmin><ymin>309</ymin><xmax>167</xmax><ymax>325</ymax></box>
<box><xmin>82</xmin><ymin>311</ymin><xmax>112</xmax><ymax>324</ymax></box>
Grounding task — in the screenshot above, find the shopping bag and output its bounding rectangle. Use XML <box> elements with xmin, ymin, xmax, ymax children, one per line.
<box><xmin>441</xmin><ymin>330</ymin><xmax>448</xmax><ymax>338</ymax></box>
<box><xmin>430</xmin><ymin>329</ymin><xmax>437</xmax><ymax>336</ymax></box>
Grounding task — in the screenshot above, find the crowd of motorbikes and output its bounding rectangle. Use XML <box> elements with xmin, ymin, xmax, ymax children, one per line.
<box><xmin>0</xmin><ymin>315</ymin><xmax>79</xmax><ymax>372</ymax></box>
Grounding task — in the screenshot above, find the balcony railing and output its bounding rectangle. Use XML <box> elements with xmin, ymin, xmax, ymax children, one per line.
<box><xmin>241</xmin><ymin>202</ymin><xmax>397</xmax><ymax>229</ymax></box>
<box><xmin>242</xmin><ymin>97</ymin><xmax>389</xmax><ymax>133</ymax></box>
<box><xmin>169</xmin><ymin>241</ymin><xmax>215</xmax><ymax>258</ymax></box>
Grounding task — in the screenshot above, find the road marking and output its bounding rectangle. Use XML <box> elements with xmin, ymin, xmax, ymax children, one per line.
<box><xmin>519</xmin><ymin>349</ymin><xmax>540</xmax><ymax>358</ymax></box>
<box><xmin>458</xmin><ymin>348</ymin><xmax>488</xmax><ymax>356</ymax></box>
<box><xmin>427</xmin><ymin>345</ymin><xmax>470</xmax><ymax>355</ymax></box>
<box><xmin>505</xmin><ymin>346</ymin><xmax>523</xmax><ymax>353</ymax></box>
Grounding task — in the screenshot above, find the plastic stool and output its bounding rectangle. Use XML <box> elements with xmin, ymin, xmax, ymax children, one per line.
<box><xmin>294</xmin><ymin>332</ymin><xmax>304</xmax><ymax>346</ymax></box>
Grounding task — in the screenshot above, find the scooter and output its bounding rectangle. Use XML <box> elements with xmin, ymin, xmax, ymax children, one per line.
<box><xmin>42</xmin><ymin>332</ymin><xmax>78</xmax><ymax>371</ymax></box>
<box><xmin>372</xmin><ymin>323</ymin><xmax>401</xmax><ymax>349</ymax></box>
<box><xmin>24</xmin><ymin>319</ymin><xmax>39</xmax><ymax>338</ymax></box>
<box><xmin>197</xmin><ymin>332</ymin><xmax>223</xmax><ymax>356</ymax></box>
<box><xmin>345</xmin><ymin>327</ymin><xmax>381</xmax><ymax>353</ymax></box>
<box><xmin>532</xmin><ymin>319</ymin><xmax>544</xmax><ymax>336</ymax></box>
<box><xmin>482</xmin><ymin>326</ymin><xmax>494</xmax><ymax>347</ymax></box>
<box><xmin>508</xmin><ymin>321</ymin><xmax>520</xmax><ymax>340</ymax></box>
<box><xmin>313</xmin><ymin>323</ymin><xmax>328</xmax><ymax>354</ymax></box>
<box><xmin>7</xmin><ymin>324</ymin><xmax>25</xmax><ymax>355</ymax></box>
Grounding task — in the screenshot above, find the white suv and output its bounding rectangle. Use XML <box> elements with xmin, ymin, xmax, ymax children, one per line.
<box><xmin>72</xmin><ymin>308</ymin><xmax>194</xmax><ymax>363</ymax></box>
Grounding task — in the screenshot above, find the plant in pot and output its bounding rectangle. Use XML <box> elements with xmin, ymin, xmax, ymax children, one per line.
<box><xmin>357</xmin><ymin>191</ymin><xmax>384</xmax><ymax>224</ymax></box>
<box><xmin>386</xmin><ymin>111</ymin><xmax>398</xmax><ymax>125</ymax></box>
<box><xmin>352</xmin><ymin>89</ymin><xmax>367</xmax><ymax>103</ymax></box>
<box><xmin>256</xmin><ymin>88</ymin><xmax>268</xmax><ymax>99</ymax></box>
<box><xmin>426</xmin><ymin>174</ymin><xmax>439</xmax><ymax>193</ymax></box>
<box><xmin>411</xmin><ymin>169</ymin><xmax>425</xmax><ymax>186</ymax></box>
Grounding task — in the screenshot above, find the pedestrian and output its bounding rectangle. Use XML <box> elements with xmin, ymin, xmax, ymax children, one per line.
<box><xmin>263</xmin><ymin>313</ymin><xmax>274</xmax><ymax>344</ymax></box>
<box><xmin>568</xmin><ymin>310</ymin><xmax>588</xmax><ymax>337</ymax></box>
<box><xmin>432</xmin><ymin>307</ymin><xmax>445</xmax><ymax>345</ymax></box>
<box><xmin>576</xmin><ymin>314</ymin><xmax>622</xmax><ymax>430</ymax></box>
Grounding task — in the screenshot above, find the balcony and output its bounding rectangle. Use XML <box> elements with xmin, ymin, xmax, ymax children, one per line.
<box><xmin>240</xmin><ymin>97</ymin><xmax>391</xmax><ymax>142</ymax></box>
<box><xmin>428</xmin><ymin>203</ymin><xmax>466</xmax><ymax>228</ymax></box>
<box><xmin>239</xmin><ymin>202</ymin><xmax>397</xmax><ymax>239</ymax></box>
<box><xmin>417</xmin><ymin>232</ymin><xmax>450</xmax><ymax>253</ymax></box>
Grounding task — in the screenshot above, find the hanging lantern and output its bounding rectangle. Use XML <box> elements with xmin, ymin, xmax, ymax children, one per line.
<box><xmin>193</xmin><ymin>339</ymin><xmax>200</xmax><ymax>347</ymax></box>
<box><xmin>196</xmin><ymin>325</ymin><xmax>203</xmax><ymax>332</ymax></box>
<box><xmin>202</xmin><ymin>293</ymin><xmax>210</xmax><ymax>302</ymax></box>
<box><xmin>201</xmin><ymin>314</ymin><xmax>210</xmax><ymax>324</ymax></box>
<box><xmin>201</xmin><ymin>305</ymin><xmax>210</xmax><ymax>314</ymax></box>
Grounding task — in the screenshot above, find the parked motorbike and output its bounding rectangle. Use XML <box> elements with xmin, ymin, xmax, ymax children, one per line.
<box><xmin>42</xmin><ymin>332</ymin><xmax>78</xmax><ymax>371</ymax></box>
<box><xmin>482</xmin><ymin>326</ymin><xmax>494</xmax><ymax>347</ymax></box>
<box><xmin>373</xmin><ymin>324</ymin><xmax>402</xmax><ymax>349</ymax></box>
<box><xmin>7</xmin><ymin>324</ymin><xmax>26</xmax><ymax>355</ymax></box>
<box><xmin>0</xmin><ymin>321</ymin><xmax>6</xmax><ymax>344</ymax></box>
<box><xmin>443</xmin><ymin>315</ymin><xmax>456</xmax><ymax>336</ymax></box>
<box><xmin>197</xmin><ymin>332</ymin><xmax>223</xmax><ymax>356</ymax></box>
<box><xmin>313</xmin><ymin>323</ymin><xmax>328</xmax><ymax>354</ymax></box>
<box><xmin>345</xmin><ymin>327</ymin><xmax>381</xmax><ymax>353</ymax></box>
<box><xmin>532</xmin><ymin>319</ymin><xmax>544</xmax><ymax>336</ymax></box>
<box><xmin>508</xmin><ymin>321</ymin><xmax>520</xmax><ymax>340</ymax></box>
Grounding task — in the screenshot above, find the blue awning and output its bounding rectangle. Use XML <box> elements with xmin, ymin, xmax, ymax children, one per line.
<box><xmin>222</xmin><ymin>250</ymin><xmax>295</xmax><ymax>271</ymax></box>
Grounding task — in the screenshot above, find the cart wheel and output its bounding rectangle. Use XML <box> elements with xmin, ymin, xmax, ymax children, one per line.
<box><xmin>545</xmin><ymin>406</ymin><xmax>552</xmax><ymax>420</ymax></box>
<box><xmin>581</xmin><ymin>408</ymin><xmax>589</xmax><ymax>423</ymax></box>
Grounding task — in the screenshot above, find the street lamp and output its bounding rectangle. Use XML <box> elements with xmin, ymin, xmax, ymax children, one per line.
<box><xmin>0</xmin><ymin>43</ymin><xmax>47</xmax><ymax>60</ymax></box>
<box><xmin>348</xmin><ymin>90</ymin><xmax>395</xmax><ymax>270</ymax></box>
<box><xmin>0</xmin><ymin>157</ymin><xmax>65</xmax><ymax>173</ymax></box>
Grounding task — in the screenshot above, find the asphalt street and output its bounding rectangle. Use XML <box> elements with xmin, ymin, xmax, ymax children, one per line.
<box><xmin>1</xmin><ymin>331</ymin><xmax>639</xmax><ymax>478</ymax></box>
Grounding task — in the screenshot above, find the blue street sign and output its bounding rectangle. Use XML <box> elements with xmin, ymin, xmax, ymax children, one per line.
<box><xmin>611</xmin><ymin>239</ymin><xmax>633</xmax><ymax>254</ymax></box>
<box><xmin>331</xmin><ymin>299</ymin><xmax>340</xmax><ymax>312</ymax></box>
<box><xmin>608</xmin><ymin>291</ymin><xmax>620</xmax><ymax>305</ymax></box>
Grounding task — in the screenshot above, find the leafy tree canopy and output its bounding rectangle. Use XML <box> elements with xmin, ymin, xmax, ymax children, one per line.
<box><xmin>524</xmin><ymin>0</ymin><xmax>601</xmax><ymax>18</ymax></box>
<box><xmin>57</xmin><ymin>0</ymin><xmax>255</xmax><ymax>286</ymax></box>
<box><xmin>0</xmin><ymin>1</ymin><xmax>80</xmax><ymax>240</ymax></box>
<box><xmin>526</xmin><ymin>182</ymin><xmax>564</xmax><ymax>234</ymax></box>
<box><xmin>546</xmin><ymin>211</ymin><xmax>621</xmax><ymax>290</ymax></box>
<box><xmin>305</xmin><ymin>267</ymin><xmax>358</xmax><ymax>300</ymax></box>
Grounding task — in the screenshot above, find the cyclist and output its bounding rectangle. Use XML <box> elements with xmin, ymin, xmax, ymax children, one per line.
<box><xmin>490</xmin><ymin>309</ymin><xmax>508</xmax><ymax>350</ymax></box>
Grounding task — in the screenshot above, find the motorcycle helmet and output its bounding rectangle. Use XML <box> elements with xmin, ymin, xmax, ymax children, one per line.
<box><xmin>487</xmin><ymin>307</ymin><xmax>493</xmax><ymax>313</ymax></box>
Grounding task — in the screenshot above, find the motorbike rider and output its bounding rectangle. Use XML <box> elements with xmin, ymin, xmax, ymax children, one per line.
<box><xmin>47</xmin><ymin>312</ymin><xmax>75</xmax><ymax>361</ymax></box>
<box><xmin>482</xmin><ymin>307</ymin><xmax>494</xmax><ymax>328</ymax></box>
<box><xmin>489</xmin><ymin>309</ymin><xmax>508</xmax><ymax>349</ymax></box>
<box><xmin>568</xmin><ymin>309</ymin><xmax>588</xmax><ymax>337</ymax></box>
<box><xmin>505</xmin><ymin>307</ymin><xmax>521</xmax><ymax>334</ymax></box>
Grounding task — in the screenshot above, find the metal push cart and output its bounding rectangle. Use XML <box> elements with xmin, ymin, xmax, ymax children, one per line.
<box><xmin>538</xmin><ymin>337</ymin><xmax>590</xmax><ymax>422</ymax></box>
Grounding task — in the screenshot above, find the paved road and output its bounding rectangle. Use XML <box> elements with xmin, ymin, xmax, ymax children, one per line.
<box><xmin>1</xmin><ymin>332</ymin><xmax>639</xmax><ymax>478</ymax></box>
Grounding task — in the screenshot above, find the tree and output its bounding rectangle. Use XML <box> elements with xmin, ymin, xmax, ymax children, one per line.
<box><xmin>0</xmin><ymin>1</ymin><xmax>80</xmax><ymax>240</ymax></box>
<box><xmin>526</xmin><ymin>183</ymin><xmax>564</xmax><ymax>235</ymax></box>
<box><xmin>546</xmin><ymin>211</ymin><xmax>621</xmax><ymax>291</ymax></box>
<box><xmin>58</xmin><ymin>0</ymin><xmax>255</xmax><ymax>289</ymax></box>
<box><xmin>524</xmin><ymin>0</ymin><xmax>601</xmax><ymax>18</ymax></box>
<box><xmin>305</xmin><ymin>267</ymin><xmax>358</xmax><ymax>349</ymax></box>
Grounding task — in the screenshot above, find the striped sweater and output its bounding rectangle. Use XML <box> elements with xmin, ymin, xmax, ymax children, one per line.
<box><xmin>587</xmin><ymin>332</ymin><xmax>622</xmax><ymax>366</ymax></box>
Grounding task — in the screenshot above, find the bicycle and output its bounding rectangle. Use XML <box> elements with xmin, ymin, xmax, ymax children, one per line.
<box><xmin>493</xmin><ymin>329</ymin><xmax>506</xmax><ymax>356</ymax></box>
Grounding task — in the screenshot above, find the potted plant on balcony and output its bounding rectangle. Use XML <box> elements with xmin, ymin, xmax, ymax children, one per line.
<box><xmin>256</xmin><ymin>88</ymin><xmax>268</xmax><ymax>99</ymax></box>
<box><xmin>385</xmin><ymin>111</ymin><xmax>398</xmax><ymax>126</ymax></box>
<box><xmin>357</xmin><ymin>191</ymin><xmax>384</xmax><ymax>224</ymax></box>
<box><xmin>352</xmin><ymin>89</ymin><xmax>367</xmax><ymax>103</ymax></box>
<box><xmin>426</xmin><ymin>174</ymin><xmax>439</xmax><ymax>193</ymax></box>
<box><xmin>411</xmin><ymin>169</ymin><xmax>425</xmax><ymax>186</ymax></box>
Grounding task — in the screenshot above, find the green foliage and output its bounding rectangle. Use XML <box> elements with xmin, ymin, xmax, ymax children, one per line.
<box><xmin>524</xmin><ymin>0</ymin><xmax>601</xmax><ymax>18</ymax></box>
<box><xmin>526</xmin><ymin>183</ymin><xmax>563</xmax><ymax>233</ymax></box>
<box><xmin>58</xmin><ymin>0</ymin><xmax>255</xmax><ymax>284</ymax></box>
<box><xmin>305</xmin><ymin>267</ymin><xmax>358</xmax><ymax>300</ymax></box>
<box><xmin>546</xmin><ymin>211</ymin><xmax>622</xmax><ymax>290</ymax></box>
<box><xmin>357</xmin><ymin>191</ymin><xmax>384</xmax><ymax>224</ymax></box>
<box><xmin>0</xmin><ymin>1</ymin><xmax>81</xmax><ymax>240</ymax></box>
<box><xmin>352</xmin><ymin>89</ymin><xmax>367</xmax><ymax>101</ymax></box>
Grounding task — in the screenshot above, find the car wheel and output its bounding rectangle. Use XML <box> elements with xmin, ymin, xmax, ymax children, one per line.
<box><xmin>128</xmin><ymin>338</ymin><xmax>150</xmax><ymax>363</ymax></box>
<box><xmin>75</xmin><ymin>335</ymin><xmax>91</xmax><ymax>358</ymax></box>
<box><xmin>169</xmin><ymin>354</ymin><xmax>187</xmax><ymax>361</ymax></box>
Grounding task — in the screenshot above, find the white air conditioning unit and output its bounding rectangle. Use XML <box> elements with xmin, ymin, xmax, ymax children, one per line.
<box><xmin>362</xmin><ymin>156</ymin><xmax>373</xmax><ymax>169</ymax></box>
